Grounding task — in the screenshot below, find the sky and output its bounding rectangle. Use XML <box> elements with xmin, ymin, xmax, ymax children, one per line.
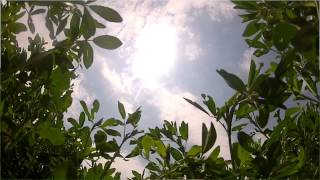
<box><xmin>68</xmin><ymin>0</ymin><xmax>254</xmax><ymax>177</ymax></box>
<box><xmin>17</xmin><ymin>0</ymin><xmax>261</xmax><ymax>178</ymax></box>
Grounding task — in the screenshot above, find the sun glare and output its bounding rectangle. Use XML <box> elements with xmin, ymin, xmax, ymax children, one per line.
<box><xmin>132</xmin><ymin>22</ymin><xmax>178</xmax><ymax>83</ymax></box>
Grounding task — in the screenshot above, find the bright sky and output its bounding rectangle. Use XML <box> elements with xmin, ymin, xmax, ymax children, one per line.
<box><xmin>66</xmin><ymin>0</ymin><xmax>255</xmax><ymax>177</ymax></box>
<box><xmin>19</xmin><ymin>0</ymin><xmax>257</xmax><ymax>178</ymax></box>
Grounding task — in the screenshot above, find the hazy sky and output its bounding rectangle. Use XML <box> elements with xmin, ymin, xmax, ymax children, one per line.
<box><xmin>66</xmin><ymin>0</ymin><xmax>255</xmax><ymax>176</ymax></box>
<box><xmin>18</xmin><ymin>0</ymin><xmax>258</xmax><ymax>178</ymax></box>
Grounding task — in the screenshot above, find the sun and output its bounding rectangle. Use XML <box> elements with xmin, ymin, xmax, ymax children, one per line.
<box><xmin>132</xmin><ymin>22</ymin><xmax>178</xmax><ymax>84</ymax></box>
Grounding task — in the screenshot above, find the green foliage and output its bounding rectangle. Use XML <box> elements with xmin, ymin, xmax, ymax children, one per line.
<box><xmin>1</xmin><ymin>0</ymin><xmax>319</xmax><ymax>179</ymax></box>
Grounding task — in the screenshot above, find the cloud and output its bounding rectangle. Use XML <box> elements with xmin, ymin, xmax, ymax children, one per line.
<box><xmin>144</xmin><ymin>86</ymin><xmax>230</xmax><ymax>159</ymax></box>
<box><xmin>239</xmin><ymin>48</ymin><xmax>254</xmax><ymax>73</ymax></box>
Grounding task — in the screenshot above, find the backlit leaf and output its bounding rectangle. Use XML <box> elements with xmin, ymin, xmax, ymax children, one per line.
<box><xmin>89</xmin><ymin>5</ymin><xmax>122</xmax><ymax>22</ymax></box>
<box><xmin>93</xmin><ymin>35</ymin><xmax>122</xmax><ymax>50</ymax></box>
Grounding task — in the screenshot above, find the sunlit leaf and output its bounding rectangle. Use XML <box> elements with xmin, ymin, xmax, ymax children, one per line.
<box><xmin>179</xmin><ymin>121</ymin><xmax>188</xmax><ymax>140</ymax></box>
<box><xmin>142</xmin><ymin>135</ymin><xmax>154</xmax><ymax>158</ymax></box>
<box><xmin>101</xmin><ymin>118</ymin><xmax>123</xmax><ymax>128</ymax></box>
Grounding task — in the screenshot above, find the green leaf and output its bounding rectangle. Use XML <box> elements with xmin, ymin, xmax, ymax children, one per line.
<box><xmin>93</xmin><ymin>35</ymin><xmax>122</xmax><ymax>50</ymax></box>
<box><xmin>67</xmin><ymin>117</ymin><xmax>79</xmax><ymax>128</ymax></box>
<box><xmin>273</xmin><ymin>22</ymin><xmax>298</xmax><ymax>51</ymax></box>
<box><xmin>79</xmin><ymin>112</ymin><xmax>85</xmax><ymax>127</ymax></box>
<box><xmin>170</xmin><ymin>147</ymin><xmax>183</xmax><ymax>161</ymax></box>
<box><xmin>81</xmin><ymin>7</ymin><xmax>96</xmax><ymax>39</ymax></box>
<box><xmin>126</xmin><ymin>145</ymin><xmax>141</xmax><ymax>158</ymax></box>
<box><xmin>217</xmin><ymin>69</ymin><xmax>246</xmax><ymax>92</ymax></box>
<box><xmin>142</xmin><ymin>135</ymin><xmax>154</xmax><ymax>158</ymax></box>
<box><xmin>92</xmin><ymin>99</ymin><xmax>100</xmax><ymax>113</ymax></box>
<box><xmin>248</xmin><ymin>60</ymin><xmax>256</xmax><ymax>86</ymax></box>
<box><xmin>203</xmin><ymin>95</ymin><xmax>216</xmax><ymax>115</ymax></box>
<box><xmin>118</xmin><ymin>101</ymin><xmax>126</xmax><ymax>119</ymax></box>
<box><xmin>45</xmin><ymin>17</ymin><xmax>54</xmax><ymax>39</ymax></box>
<box><xmin>243</xmin><ymin>20</ymin><xmax>261</xmax><ymax>37</ymax></box>
<box><xmin>187</xmin><ymin>145</ymin><xmax>202</xmax><ymax>157</ymax></box>
<box><xmin>56</xmin><ymin>16</ymin><xmax>69</xmax><ymax>36</ymax></box>
<box><xmin>79</xmin><ymin>41</ymin><xmax>94</xmax><ymax>69</ymax></box>
<box><xmin>208</xmin><ymin>146</ymin><xmax>220</xmax><ymax>161</ymax></box>
<box><xmin>232</xmin><ymin>123</ymin><xmax>248</xmax><ymax>132</ymax></box>
<box><xmin>11</xmin><ymin>22</ymin><xmax>27</xmax><ymax>34</ymax></box>
<box><xmin>80</xmin><ymin>100</ymin><xmax>91</xmax><ymax>120</ymax></box>
<box><xmin>101</xmin><ymin>118</ymin><xmax>123</xmax><ymax>128</ymax></box>
<box><xmin>179</xmin><ymin>121</ymin><xmax>188</xmax><ymax>140</ymax></box>
<box><xmin>70</xmin><ymin>11</ymin><xmax>81</xmax><ymax>38</ymax></box>
<box><xmin>104</xmin><ymin>129</ymin><xmax>121</xmax><ymax>137</ymax></box>
<box><xmin>31</xmin><ymin>9</ymin><xmax>46</xmax><ymax>15</ymax></box>
<box><xmin>89</xmin><ymin>5</ymin><xmax>123</xmax><ymax>22</ymax></box>
<box><xmin>27</xmin><ymin>16</ymin><xmax>35</xmax><ymax>34</ymax></box>
<box><xmin>38</xmin><ymin>125</ymin><xmax>65</xmax><ymax>145</ymax></box>
<box><xmin>154</xmin><ymin>140</ymin><xmax>166</xmax><ymax>158</ymax></box>
<box><xmin>202</xmin><ymin>123</ymin><xmax>217</xmax><ymax>153</ymax></box>
<box><xmin>236</xmin><ymin>103</ymin><xmax>255</xmax><ymax>119</ymax></box>
<box><xmin>257</xmin><ymin>108</ymin><xmax>269</xmax><ymax>128</ymax></box>
<box><xmin>184</xmin><ymin>97</ymin><xmax>209</xmax><ymax>115</ymax></box>
<box><xmin>146</xmin><ymin>162</ymin><xmax>160</xmax><ymax>172</ymax></box>
<box><xmin>126</xmin><ymin>108</ymin><xmax>141</xmax><ymax>127</ymax></box>
<box><xmin>99</xmin><ymin>141</ymin><xmax>119</xmax><ymax>153</ymax></box>
<box><xmin>238</xmin><ymin>131</ymin><xmax>256</xmax><ymax>153</ymax></box>
<box><xmin>94</xmin><ymin>130</ymin><xmax>107</xmax><ymax>144</ymax></box>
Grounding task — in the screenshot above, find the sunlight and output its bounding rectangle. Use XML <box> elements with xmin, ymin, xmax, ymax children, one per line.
<box><xmin>132</xmin><ymin>22</ymin><xmax>178</xmax><ymax>83</ymax></box>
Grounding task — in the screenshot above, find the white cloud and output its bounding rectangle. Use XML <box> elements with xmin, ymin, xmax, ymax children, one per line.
<box><xmin>144</xmin><ymin>86</ymin><xmax>230</xmax><ymax>159</ymax></box>
<box><xmin>239</xmin><ymin>48</ymin><xmax>254</xmax><ymax>73</ymax></box>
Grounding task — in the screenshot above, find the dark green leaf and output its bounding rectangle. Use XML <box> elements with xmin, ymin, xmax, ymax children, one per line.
<box><xmin>45</xmin><ymin>17</ymin><xmax>54</xmax><ymax>39</ymax></box>
<box><xmin>179</xmin><ymin>121</ymin><xmax>188</xmax><ymax>140</ymax></box>
<box><xmin>38</xmin><ymin>125</ymin><xmax>65</xmax><ymax>145</ymax></box>
<box><xmin>187</xmin><ymin>145</ymin><xmax>202</xmax><ymax>157</ymax></box>
<box><xmin>80</xmin><ymin>100</ymin><xmax>91</xmax><ymax>120</ymax></box>
<box><xmin>257</xmin><ymin>108</ymin><xmax>269</xmax><ymax>128</ymax></box>
<box><xmin>70</xmin><ymin>11</ymin><xmax>81</xmax><ymax>38</ymax></box>
<box><xmin>146</xmin><ymin>162</ymin><xmax>160</xmax><ymax>172</ymax></box>
<box><xmin>81</xmin><ymin>7</ymin><xmax>96</xmax><ymax>39</ymax></box>
<box><xmin>56</xmin><ymin>16</ymin><xmax>69</xmax><ymax>36</ymax></box>
<box><xmin>202</xmin><ymin>123</ymin><xmax>217</xmax><ymax>153</ymax></box>
<box><xmin>118</xmin><ymin>101</ymin><xmax>126</xmax><ymax>119</ymax></box>
<box><xmin>31</xmin><ymin>9</ymin><xmax>46</xmax><ymax>15</ymax></box>
<box><xmin>89</xmin><ymin>5</ymin><xmax>123</xmax><ymax>22</ymax></box>
<box><xmin>67</xmin><ymin>117</ymin><xmax>79</xmax><ymax>127</ymax></box>
<box><xmin>94</xmin><ymin>130</ymin><xmax>107</xmax><ymax>144</ymax></box>
<box><xmin>273</xmin><ymin>22</ymin><xmax>298</xmax><ymax>51</ymax></box>
<box><xmin>184</xmin><ymin>97</ymin><xmax>209</xmax><ymax>115</ymax></box>
<box><xmin>126</xmin><ymin>145</ymin><xmax>141</xmax><ymax>158</ymax></box>
<box><xmin>27</xmin><ymin>16</ymin><xmax>35</xmax><ymax>34</ymax></box>
<box><xmin>238</xmin><ymin>131</ymin><xmax>256</xmax><ymax>153</ymax></box>
<box><xmin>11</xmin><ymin>23</ymin><xmax>27</xmax><ymax>34</ymax></box>
<box><xmin>95</xmin><ymin>20</ymin><xmax>106</xmax><ymax>28</ymax></box>
<box><xmin>170</xmin><ymin>147</ymin><xmax>183</xmax><ymax>161</ymax></box>
<box><xmin>232</xmin><ymin>123</ymin><xmax>248</xmax><ymax>132</ymax></box>
<box><xmin>79</xmin><ymin>41</ymin><xmax>94</xmax><ymax>69</ymax></box>
<box><xmin>79</xmin><ymin>112</ymin><xmax>85</xmax><ymax>127</ymax></box>
<box><xmin>236</xmin><ymin>103</ymin><xmax>255</xmax><ymax>119</ymax></box>
<box><xmin>243</xmin><ymin>20</ymin><xmax>261</xmax><ymax>37</ymax></box>
<box><xmin>104</xmin><ymin>129</ymin><xmax>121</xmax><ymax>137</ymax></box>
<box><xmin>217</xmin><ymin>69</ymin><xmax>246</xmax><ymax>92</ymax></box>
<box><xmin>203</xmin><ymin>95</ymin><xmax>216</xmax><ymax>116</ymax></box>
<box><xmin>248</xmin><ymin>60</ymin><xmax>256</xmax><ymax>86</ymax></box>
<box><xmin>93</xmin><ymin>35</ymin><xmax>122</xmax><ymax>50</ymax></box>
<box><xmin>92</xmin><ymin>99</ymin><xmax>100</xmax><ymax>113</ymax></box>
